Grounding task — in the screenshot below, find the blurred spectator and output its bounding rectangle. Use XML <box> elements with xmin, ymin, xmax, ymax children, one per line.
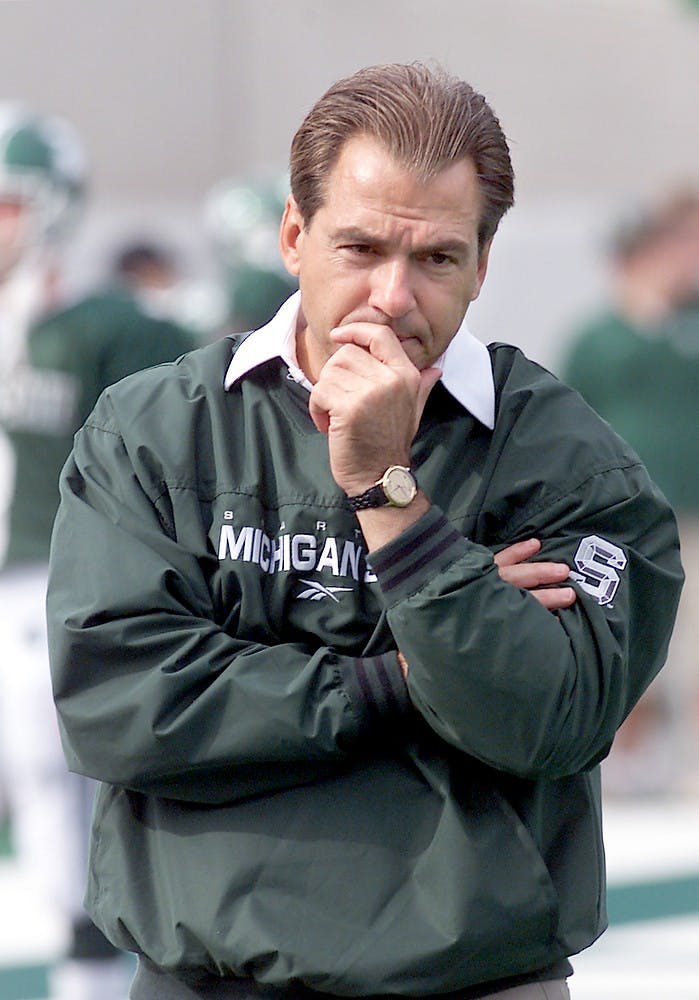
<box><xmin>560</xmin><ymin>187</ymin><xmax>699</xmax><ymax>798</ymax></box>
<box><xmin>0</xmin><ymin>103</ymin><xmax>198</xmax><ymax>1000</ymax></box>
<box><xmin>114</xmin><ymin>238</ymin><xmax>179</xmax><ymax>294</ymax></box>
<box><xmin>204</xmin><ymin>172</ymin><xmax>297</xmax><ymax>332</ymax></box>
<box><xmin>111</xmin><ymin>236</ymin><xmax>227</xmax><ymax>339</ymax></box>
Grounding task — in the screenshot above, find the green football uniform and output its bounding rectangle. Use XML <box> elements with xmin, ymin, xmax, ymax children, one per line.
<box><xmin>1</xmin><ymin>286</ymin><xmax>198</xmax><ymax>566</ymax></box>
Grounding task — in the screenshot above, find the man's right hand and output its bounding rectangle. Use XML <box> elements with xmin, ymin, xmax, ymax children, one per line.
<box><xmin>308</xmin><ymin>322</ymin><xmax>440</xmax><ymax>500</ymax></box>
<box><xmin>495</xmin><ymin>538</ymin><xmax>576</xmax><ymax>611</ymax></box>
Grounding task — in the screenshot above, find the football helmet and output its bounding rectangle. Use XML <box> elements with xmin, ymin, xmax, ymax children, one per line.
<box><xmin>204</xmin><ymin>173</ymin><xmax>297</xmax><ymax>330</ymax></box>
<box><xmin>204</xmin><ymin>173</ymin><xmax>290</xmax><ymax>271</ymax></box>
<box><xmin>0</xmin><ymin>103</ymin><xmax>87</xmax><ymax>263</ymax></box>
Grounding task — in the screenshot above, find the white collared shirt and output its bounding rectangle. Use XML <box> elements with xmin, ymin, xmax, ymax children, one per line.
<box><xmin>224</xmin><ymin>291</ymin><xmax>495</xmax><ymax>430</ymax></box>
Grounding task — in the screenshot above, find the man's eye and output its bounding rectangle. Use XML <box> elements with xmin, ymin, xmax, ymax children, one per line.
<box><xmin>347</xmin><ymin>244</ymin><xmax>374</xmax><ymax>255</ymax></box>
<box><xmin>428</xmin><ymin>252</ymin><xmax>452</xmax><ymax>266</ymax></box>
<box><xmin>415</xmin><ymin>250</ymin><xmax>454</xmax><ymax>267</ymax></box>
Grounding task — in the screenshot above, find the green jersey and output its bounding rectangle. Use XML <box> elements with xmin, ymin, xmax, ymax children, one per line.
<box><xmin>561</xmin><ymin>304</ymin><xmax>699</xmax><ymax>513</ymax></box>
<box><xmin>1</xmin><ymin>287</ymin><xmax>197</xmax><ymax>566</ymax></box>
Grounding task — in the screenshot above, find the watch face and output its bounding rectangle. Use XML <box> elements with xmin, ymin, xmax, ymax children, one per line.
<box><xmin>383</xmin><ymin>466</ymin><xmax>417</xmax><ymax>507</ymax></box>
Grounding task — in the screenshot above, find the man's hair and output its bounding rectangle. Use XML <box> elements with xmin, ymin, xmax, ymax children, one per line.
<box><xmin>289</xmin><ymin>62</ymin><xmax>515</xmax><ymax>252</ymax></box>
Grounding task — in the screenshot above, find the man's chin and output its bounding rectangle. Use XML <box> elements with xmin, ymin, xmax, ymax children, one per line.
<box><xmin>398</xmin><ymin>337</ymin><xmax>429</xmax><ymax>369</ymax></box>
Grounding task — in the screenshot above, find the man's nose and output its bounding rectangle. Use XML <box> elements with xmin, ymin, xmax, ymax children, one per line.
<box><xmin>368</xmin><ymin>259</ymin><xmax>416</xmax><ymax>318</ymax></box>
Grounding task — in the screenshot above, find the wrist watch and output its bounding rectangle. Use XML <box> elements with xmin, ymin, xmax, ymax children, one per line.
<box><xmin>348</xmin><ymin>465</ymin><xmax>418</xmax><ymax>511</ymax></box>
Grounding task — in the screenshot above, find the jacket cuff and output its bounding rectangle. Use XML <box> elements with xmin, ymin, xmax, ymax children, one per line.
<box><xmin>368</xmin><ymin>505</ymin><xmax>491</xmax><ymax>605</ymax></box>
<box><xmin>338</xmin><ymin>651</ymin><xmax>411</xmax><ymax>726</ymax></box>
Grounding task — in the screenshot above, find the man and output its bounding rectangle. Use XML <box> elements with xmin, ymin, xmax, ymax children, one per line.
<box><xmin>561</xmin><ymin>190</ymin><xmax>699</xmax><ymax>796</ymax></box>
<box><xmin>0</xmin><ymin>102</ymin><xmax>198</xmax><ymax>1000</ymax></box>
<box><xmin>47</xmin><ymin>64</ymin><xmax>682</xmax><ymax>1000</ymax></box>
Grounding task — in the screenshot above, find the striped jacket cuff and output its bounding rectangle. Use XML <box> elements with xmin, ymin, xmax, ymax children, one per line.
<box><xmin>339</xmin><ymin>651</ymin><xmax>411</xmax><ymax>726</ymax></box>
<box><xmin>368</xmin><ymin>505</ymin><xmax>475</xmax><ymax>606</ymax></box>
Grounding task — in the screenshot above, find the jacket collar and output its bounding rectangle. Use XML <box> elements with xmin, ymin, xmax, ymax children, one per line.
<box><xmin>224</xmin><ymin>291</ymin><xmax>495</xmax><ymax>430</ymax></box>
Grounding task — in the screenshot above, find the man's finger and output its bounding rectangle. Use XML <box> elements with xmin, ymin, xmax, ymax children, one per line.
<box><xmin>494</xmin><ymin>538</ymin><xmax>541</xmax><ymax>567</ymax></box>
<box><xmin>529</xmin><ymin>587</ymin><xmax>577</xmax><ymax>611</ymax></box>
<box><xmin>498</xmin><ymin>561</ymin><xmax>572</xmax><ymax>590</ymax></box>
<box><xmin>330</xmin><ymin>322</ymin><xmax>420</xmax><ymax>370</ymax></box>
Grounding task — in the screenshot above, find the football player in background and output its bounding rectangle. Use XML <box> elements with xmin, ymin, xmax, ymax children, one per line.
<box><xmin>0</xmin><ymin>103</ymin><xmax>198</xmax><ymax>1000</ymax></box>
<box><xmin>204</xmin><ymin>173</ymin><xmax>298</xmax><ymax>332</ymax></box>
<box><xmin>561</xmin><ymin>190</ymin><xmax>699</xmax><ymax>797</ymax></box>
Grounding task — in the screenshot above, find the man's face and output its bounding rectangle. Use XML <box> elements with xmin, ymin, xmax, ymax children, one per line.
<box><xmin>280</xmin><ymin>135</ymin><xmax>490</xmax><ymax>383</ymax></box>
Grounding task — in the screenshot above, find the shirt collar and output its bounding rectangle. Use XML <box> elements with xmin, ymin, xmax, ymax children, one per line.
<box><xmin>223</xmin><ymin>290</ymin><xmax>495</xmax><ymax>430</ymax></box>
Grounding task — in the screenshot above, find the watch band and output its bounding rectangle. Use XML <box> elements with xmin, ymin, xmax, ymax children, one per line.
<box><xmin>348</xmin><ymin>483</ymin><xmax>388</xmax><ymax>512</ymax></box>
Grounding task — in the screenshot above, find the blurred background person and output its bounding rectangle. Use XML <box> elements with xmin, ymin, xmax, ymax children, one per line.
<box><xmin>560</xmin><ymin>187</ymin><xmax>699</xmax><ymax>799</ymax></box>
<box><xmin>111</xmin><ymin>237</ymin><xmax>228</xmax><ymax>342</ymax></box>
<box><xmin>113</xmin><ymin>238</ymin><xmax>180</xmax><ymax>301</ymax></box>
<box><xmin>204</xmin><ymin>172</ymin><xmax>297</xmax><ymax>333</ymax></box>
<box><xmin>0</xmin><ymin>103</ymin><xmax>199</xmax><ymax>1000</ymax></box>
<box><xmin>0</xmin><ymin>102</ymin><xmax>83</xmax><ymax>871</ymax></box>
<box><xmin>0</xmin><ymin>104</ymin><xmax>77</xmax><ymax>557</ymax></box>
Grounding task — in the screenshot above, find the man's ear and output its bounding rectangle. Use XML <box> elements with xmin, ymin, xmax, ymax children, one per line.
<box><xmin>470</xmin><ymin>238</ymin><xmax>493</xmax><ymax>302</ymax></box>
<box><xmin>279</xmin><ymin>195</ymin><xmax>305</xmax><ymax>277</ymax></box>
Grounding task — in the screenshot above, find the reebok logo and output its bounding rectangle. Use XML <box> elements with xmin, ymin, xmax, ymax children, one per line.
<box><xmin>296</xmin><ymin>579</ymin><xmax>354</xmax><ymax>602</ymax></box>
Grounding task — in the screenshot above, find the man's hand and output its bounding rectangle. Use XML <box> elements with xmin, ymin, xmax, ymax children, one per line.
<box><xmin>308</xmin><ymin>323</ymin><xmax>440</xmax><ymax>497</ymax></box>
<box><xmin>494</xmin><ymin>538</ymin><xmax>576</xmax><ymax>610</ymax></box>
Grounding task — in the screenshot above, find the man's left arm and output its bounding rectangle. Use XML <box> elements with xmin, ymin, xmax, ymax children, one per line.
<box><xmin>369</xmin><ymin>478</ymin><xmax>682</xmax><ymax>779</ymax></box>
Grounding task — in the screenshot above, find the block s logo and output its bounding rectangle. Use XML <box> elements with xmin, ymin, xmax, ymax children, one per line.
<box><xmin>569</xmin><ymin>535</ymin><xmax>627</xmax><ymax>606</ymax></box>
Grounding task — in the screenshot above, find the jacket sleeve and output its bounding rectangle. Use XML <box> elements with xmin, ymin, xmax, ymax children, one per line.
<box><xmin>47</xmin><ymin>412</ymin><xmax>409</xmax><ymax>805</ymax></box>
<box><xmin>369</xmin><ymin>464</ymin><xmax>683</xmax><ymax>779</ymax></box>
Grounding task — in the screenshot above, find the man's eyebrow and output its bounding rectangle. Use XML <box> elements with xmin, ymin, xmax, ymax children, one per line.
<box><xmin>331</xmin><ymin>227</ymin><xmax>472</xmax><ymax>257</ymax></box>
<box><xmin>331</xmin><ymin>226</ymin><xmax>381</xmax><ymax>245</ymax></box>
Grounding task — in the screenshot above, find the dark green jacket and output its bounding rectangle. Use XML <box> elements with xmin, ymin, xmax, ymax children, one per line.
<box><xmin>47</xmin><ymin>335</ymin><xmax>682</xmax><ymax>995</ymax></box>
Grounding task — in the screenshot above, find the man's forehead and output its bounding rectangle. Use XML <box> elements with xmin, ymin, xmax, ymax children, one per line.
<box><xmin>318</xmin><ymin>142</ymin><xmax>481</xmax><ymax>237</ymax></box>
